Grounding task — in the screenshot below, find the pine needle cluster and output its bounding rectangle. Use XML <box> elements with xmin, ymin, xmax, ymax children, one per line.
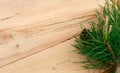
<box><xmin>73</xmin><ymin>0</ymin><xmax>120</xmax><ymax>73</ymax></box>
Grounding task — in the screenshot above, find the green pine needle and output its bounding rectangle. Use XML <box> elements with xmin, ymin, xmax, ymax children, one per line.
<box><xmin>73</xmin><ymin>0</ymin><xmax>120</xmax><ymax>73</ymax></box>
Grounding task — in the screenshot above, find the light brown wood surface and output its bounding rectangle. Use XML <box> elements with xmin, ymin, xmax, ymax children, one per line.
<box><xmin>0</xmin><ymin>39</ymin><xmax>100</xmax><ymax>73</ymax></box>
<box><xmin>0</xmin><ymin>0</ymin><xmax>104</xmax><ymax>73</ymax></box>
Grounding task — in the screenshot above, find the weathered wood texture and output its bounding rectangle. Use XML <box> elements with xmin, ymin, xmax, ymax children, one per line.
<box><xmin>0</xmin><ymin>0</ymin><xmax>104</xmax><ymax>73</ymax></box>
<box><xmin>0</xmin><ymin>39</ymin><xmax>100</xmax><ymax>73</ymax></box>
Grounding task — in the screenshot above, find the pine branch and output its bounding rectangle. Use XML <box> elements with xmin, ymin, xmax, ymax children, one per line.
<box><xmin>73</xmin><ymin>0</ymin><xmax>120</xmax><ymax>73</ymax></box>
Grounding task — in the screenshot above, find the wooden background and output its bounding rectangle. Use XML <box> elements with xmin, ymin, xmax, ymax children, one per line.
<box><xmin>0</xmin><ymin>0</ymin><xmax>104</xmax><ymax>73</ymax></box>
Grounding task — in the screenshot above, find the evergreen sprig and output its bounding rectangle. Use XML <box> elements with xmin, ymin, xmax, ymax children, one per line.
<box><xmin>73</xmin><ymin>0</ymin><xmax>120</xmax><ymax>73</ymax></box>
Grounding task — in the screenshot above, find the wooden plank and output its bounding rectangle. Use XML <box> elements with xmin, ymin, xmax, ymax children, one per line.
<box><xmin>0</xmin><ymin>0</ymin><xmax>104</xmax><ymax>68</ymax></box>
<box><xmin>0</xmin><ymin>39</ymin><xmax>100</xmax><ymax>73</ymax></box>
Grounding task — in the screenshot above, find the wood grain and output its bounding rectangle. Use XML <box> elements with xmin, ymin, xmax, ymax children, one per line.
<box><xmin>0</xmin><ymin>39</ymin><xmax>100</xmax><ymax>73</ymax></box>
<box><xmin>0</xmin><ymin>0</ymin><xmax>104</xmax><ymax>72</ymax></box>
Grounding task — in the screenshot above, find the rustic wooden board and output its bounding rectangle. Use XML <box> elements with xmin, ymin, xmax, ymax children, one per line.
<box><xmin>0</xmin><ymin>0</ymin><xmax>104</xmax><ymax>73</ymax></box>
<box><xmin>0</xmin><ymin>39</ymin><xmax>100</xmax><ymax>73</ymax></box>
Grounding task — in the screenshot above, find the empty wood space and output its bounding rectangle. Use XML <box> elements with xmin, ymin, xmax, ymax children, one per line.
<box><xmin>0</xmin><ymin>0</ymin><xmax>104</xmax><ymax>73</ymax></box>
